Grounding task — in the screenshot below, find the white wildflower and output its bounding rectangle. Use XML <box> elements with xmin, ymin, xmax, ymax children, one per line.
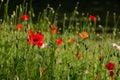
<box><xmin>112</xmin><ymin>43</ymin><xmax>120</xmax><ymax>51</ymax></box>
<box><xmin>40</xmin><ymin>43</ymin><xmax>48</xmax><ymax>48</ymax></box>
<box><xmin>85</xmin><ymin>69</ymin><xmax>89</xmax><ymax>74</ymax></box>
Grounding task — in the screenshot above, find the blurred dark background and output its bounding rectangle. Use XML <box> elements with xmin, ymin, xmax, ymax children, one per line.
<box><xmin>0</xmin><ymin>0</ymin><xmax>120</xmax><ymax>15</ymax></box>
<box><xmin>6</xmin><ymin>0</ymin><xmax>120</xmax><ymax>14</ymax></box>
<box><xmin>0</xmin><ymin>0</ymin><xmax>120</xmax><ymax>26</ymax></box>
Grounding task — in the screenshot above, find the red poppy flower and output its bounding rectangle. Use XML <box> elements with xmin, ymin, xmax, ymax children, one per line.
<box><xmin>51</xmin><ymin>24</ymin><xmax>56</xmax><ymax>29</ymax></box>
<box><xmin>89</xmin><ymin>15</ymin><xmax>96</xmax><ymax>22</ymax></box>
<box><xmin>78</xmin><ymin>31</ymin><xmax>89</xmax><ymax>39</ymax></box>
<box><xmin>27</xmin><ymin>29</ymin><xmax>35</xmax><ymax>45</ymax></box>
<box><xmin>21</xmin><ymin>14</ymin><xmax>29</xmax><ymax>21</ymax></box>
<box><xmin>27</xmin><ymin>31</ymin><xmax>44</xmax><ymax>48</ymax></box>
<box><xmin>51</xmin><ymin>29</ymin><xmax>57</xmax><ymax>34</ymax></box>
<box><xmin>28</xmin><ymin>29</ymin><xmax>34</xmax><ymax>36</ymax></box>
<box><xmin>109</xmin><ymin>70</ymin><xmax>114</xmax><ymax>77</ymax></box>
<box><xmin>51</xmin><ymin>24</ymin><xmax>57</xmax><ymax>34</ymax></box>
<box><xmin>106</xmin><ymin>62</ymin><xmax>115</xmax><ymax>70</ymax></box>
<box><xmin>75</xmin><ymin>53</ymin><xmax>82</xmax><ymax>59</ymax></box>
<box><xmin>16</xmin><ymin>23</ymin><xmax>23</xmax><ymax>30</ymax></box>
<box><xmin>55</xmin><ymin>38</ymin><xmax>64</xmax><ymax>46</ymax></box>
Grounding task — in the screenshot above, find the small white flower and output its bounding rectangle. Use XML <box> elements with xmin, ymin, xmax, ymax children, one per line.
<box><xmin>85</xmin><ymin>69</ymin><xmax>89</xmax><ymax>74</ymax></box>
<box><xmin>40</xmin><ymin>43</ymin><xmax>48</xmax><ymax>48</ymax></box>
<box><xmin>112</xmin><ymin>43</ymin><xmax>117</xmax><ymax>47</ymax></box>
<box><xmin>112</xmin><ymin>43</ymin><xmax>120</xmax><ymax>51</ymax></box>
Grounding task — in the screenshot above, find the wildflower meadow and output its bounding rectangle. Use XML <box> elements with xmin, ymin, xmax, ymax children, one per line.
<box><xmin>0</xmin><ymin>0</ymin><xmax>120</xmax><ymax>80</ymax></box>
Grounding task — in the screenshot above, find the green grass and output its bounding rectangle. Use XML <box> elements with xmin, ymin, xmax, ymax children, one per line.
<box><xmin>0</xmin><ymin>0</ymin><xmax>120</xmax><ymax>80</ymax></box>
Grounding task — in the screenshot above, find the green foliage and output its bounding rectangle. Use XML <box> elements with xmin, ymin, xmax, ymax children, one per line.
<box><xmin>0</xmin><ymin>0</ymin><xmax>120</xmax><ymax>80</ymax></box>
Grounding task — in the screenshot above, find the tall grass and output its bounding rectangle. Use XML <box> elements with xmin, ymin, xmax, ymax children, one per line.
<box><xmin>0</xmin><ymin>0</ymin><xmax>120</xmax><ymax>80</ymax></box>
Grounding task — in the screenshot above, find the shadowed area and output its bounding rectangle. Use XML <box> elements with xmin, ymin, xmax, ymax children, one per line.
<box><xmin>0</xmin><ymin>0</ymin><xmax>120</xmax><ymax>28</ymax></box>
